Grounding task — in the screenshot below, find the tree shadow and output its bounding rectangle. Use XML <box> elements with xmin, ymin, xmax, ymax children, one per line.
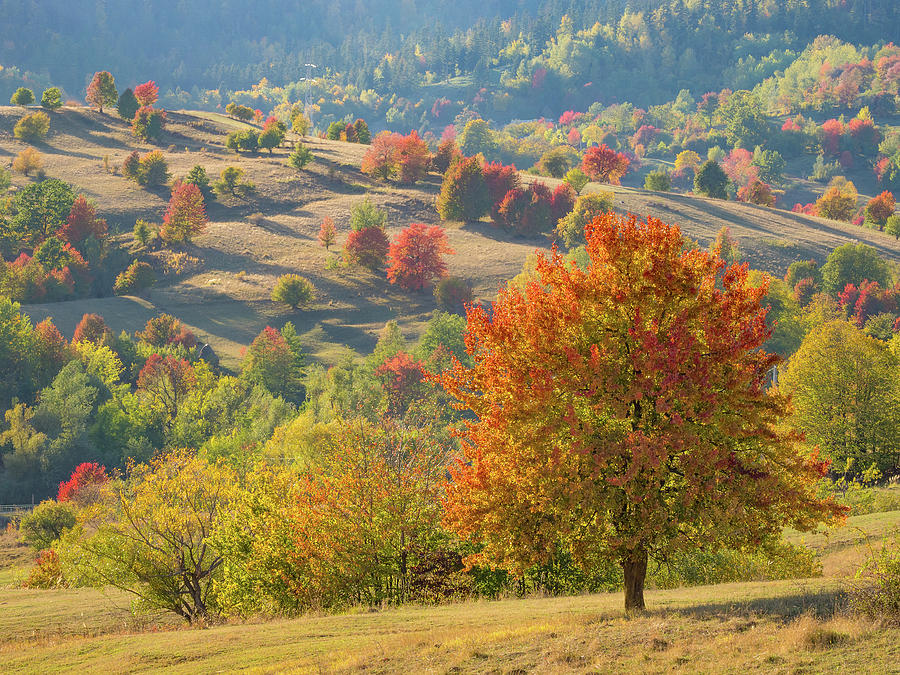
<box><xmin>667</xmin><ymin>586</ymin><xmax>846</xmax><ymax>623</ymax></box>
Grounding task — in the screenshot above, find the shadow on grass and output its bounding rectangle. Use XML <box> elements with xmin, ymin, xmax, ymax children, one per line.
<box><xmin>672</xmin><ymin>587</ymin><xmax>847</xmax><ymax>622</ymax></box>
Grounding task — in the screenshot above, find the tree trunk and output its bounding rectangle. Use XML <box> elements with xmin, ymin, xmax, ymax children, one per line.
<box><xmin>622</xmin><ymin>547</ymin><xmax>648</xmax><ymax>613</ymax></box>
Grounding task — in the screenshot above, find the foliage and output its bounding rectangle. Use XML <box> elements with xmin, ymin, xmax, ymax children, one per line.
<box><xmin>644</xmin><ymin>170</ymin><xmax>671</xmax><ymax>191</ymax></box>
<box><xmin>494</xmin><ymin>182</ymin><xmax>572</xmax><ymax>236</ymax></box>
<box><xmin>57</xmin><ymin>462</ymin><xmax>108</xmax><ymax>504</ymax></box>
<box><xmin>737</xmin><ymin>179</ymin><xmax>776</xmax><ymax>207</ymax></box>
<box><xmin>14</xmin><ymin>111</ymin><xmax>51</xmax><ymax>142</ymax></box>
<box><xmin>457</xmin><ymin>119</ymin><xmax>496</xmax><ymax>157</ymax></box>
<box><xmin>887</xmin><ymin>215</ymin><xmax>900</xmax><ymax>240</ymax></box>
<box><xmin>73</xmin><ymin>313</ymin><xmax>112</xmax><ymax>345</ymax></box>
<box><xmin>564</xmin><ymin>167</ymin><xmax>589</xmax><ymax>194</ymax></box>
<box><xmin>225</xmin><ymin>129</ymin><xmax>259</xmax><ymax>153</ymax></box>
<box><xmin>781</xmin><ymin>320</ymin><xmax>900</xmax><ymax>476</ymax></box>
<box><xmin>124</xmin><ymin>150</ymin><xmax>170</xmax><ymax>187</ymax></box>
<box><xmin>538</xmin><ymin>147</ymin><xmax>577</xmax><ymax>178</ymax></box>
<box><xmin>136</xmin><ymin>314</ymin><xmax>197</xmax><ymax>349</ymax></box>
<box><xmin>271</xmin><ymin>274</ymin><xmax>315</xmax><ymax>310</ymax></box>
<box><xmin>820</xmin><ymin>242</ymin><xmax>891</xmax><ymax>296</ymax></box>
<box><xmin>436</xmin><ymin>156</ymin><xmax>491</xmax><ymax>222</ymax></box>
<box><xmin>133</xmin><ymin>80</ymin><xmax>159</xmax><ymax>106</ymax></box>
<box><xmin>22</xmin><ymin>548</ymin><xmax>66</xmax><ymax>588</ymax></box>
<box><xmin>212</xmin><ymin>166</ymin><xmax>254</xmax><ymax>199</ymax></box>
<box><xmin>85</xmin><ymin>71</ymin><xmax>117</xmax><ymax>112</ymax></box>
<box><xmin>113</xmin><ymin>260</ymin><xmax>155</xmax><ymax>295</ymax></box>
<box><xmin>8</xmin><ymin>179</ymin><xmax>75</xmax><ymax>250</ymax></box>
<box><xmin>131</xmin><ymin>106</ymin><xmax>166</xmax><ymax>142</ymax></box>
<box><xmin>581</xmin><ymin>144</ymin><xmax>629</xmax><ymax>185</ymax></box>
<box><xmin>432</xmin><ymin>139</ymin><xmax>461</xmax><ymax>173</ymax></box>
<box><xmin>694</xmin><ymin>160</ymin><xmax>729</xmax><ymax>198</ymax></box>
<box><xmin>161</xmin><ymin>183</ymin><xmax>207</xmax><ymax>244</ymax></box>
<box><xmin>361</xmin><ymin>131</ymin><xmax>430</xmax><ymax>183</ymax></box>
<box><xmin>64</xmin><ymin>450</ymin><xmax>238</xmax><ymax>622</ymax></box>
<box><xmin>343</xmin><ymin>226</ymin><xmax>390</xmax><ymax>270</ymax></box>
<box><xmin>287</xmin><ymin>143</ymin><xmax>313</xmax><ymax>170</ymax></box>
<box><xmin>850</xmin><ymin>536</ymin><xmax>900</xmax><ymax>623</ymax></box>
<box><xmin>433</xmin><ymin>276</ymin><xmax>474</xmax><ymax>314</ymax></box>
<box><xmin>291</xmin><ymin>112</ymin><xmax>310</xmax><ymax>136</ymax></box>
<box><xmin>438</xmin><ymin>211</ymin><xmax>845</xmax><ymax>611</ymax></box>
<box><xmin>258</xmin><ymin>126</ymin><xmax>285</xmax><ymax>153</ymax></box>
<box><xmin>865</xmin><ymin>191</ymin><xmax>896</xmax><ymax>228</ymax></box>
<box><xmin>10</xmin><ymin>86</ymin><xmax>35</xmax><ymax>105</ymax></box>
<box><xmin>182</xmin><ymin>165</ymin><xmax>215</xmax><ymax>202</ymax></box>
<box><xmin>116</xmin><ymin>88</ymin><xmax>139</xmax><ymax>121</ymax></box>
<box><xmin>241</xmin><ymin>325</ymin><xmax>305</xmax><ymax>401</ymax></box>
<box><xmin>816</xmin><ymin>178</ymin><xmax>858</xmax><ymax>222</ymax></box>
<box><xmin>555</xmin><ymin>191</ymin><xmax>614</xmax><ymax>249</ymax></box>
<box><xmin>19</xmin><ymin>500</ymin><xmax>77</xmax><ymax>551</ymax></box>
<box><xmin>11</xmin><ymin>147</ymin><xmax>43</xmax><ymax>176</ymax></box>
<box><xmin>59</xmin><ymin>195</ymin><xmax>107</xmax><ymax>245</ymax></box>
<box><xmin>348</xmin><ymin>198</ymin><xmax>387</xmax><ymax>231</ymax></box>
<box><xmin>387</xmin><ymin>223</ymin><xmax>454</xmax><ymax>291</ymax></box>
<box><xmin>318</xmin><ymin>216</ymin><xmax>336</xmax><ymax>250</ymax></box>
<box><xmin>225</xmin><ymin>102</ymin><xmax>254</xmax><ymax>121</ymax></box>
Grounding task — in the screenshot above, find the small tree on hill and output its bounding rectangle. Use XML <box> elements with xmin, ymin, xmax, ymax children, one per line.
<box><xmin>59</xmin><ymin>195</ymin><xmax>107</xmax><ymax>245</ymax></box>
<box><xmin>644</xmin><ymin>169</ymin><xmax>671</xmax><ymax>191</ymax></box>
<box><xmin>564</xmin><ymin>167</ymin><xmax>589</xmax><ymax>194</ymax></box>
<box><xmin>40</xmin><ymin>87</ymin><xmax>63</xmax><ymax>111</ymax></box>
<box><xmin>287</xmin><ymin>143</ymin><xmax>313</xmax><ymax>171</ymax></box>
<box><xmin>136</xmin><ymin>151</ymin><xmax>170</xmax><ymax>187</ymax></box>
<box><xmin>85</xmin><ymin>72</ymin><xmax>118</xmax><ymax>113</ymax></box>
<box><xmin>133</xmin><ymin>81</ymin><xmax>159</xmax><ymax>107</ymax></box>
<box><xmin>160</xmin><ymin>183</ymin><xmax>207</xmax><ymax>244</ymax></box>
<box><xmin>72</xmin><ymin>313</ymin><xmax>112</xmax><ymax>345</ymax></box>
<box><xmin>131</xmin><ymin>106</ymin><xmax>166</xmax><ymax>142</ymax></box>
<box><xmin>353</xmin><ymin>118</ymin><xmax>371</xmax><ymax>144</ymax></box>
<box><xmin>12</xmin><ymin>148</ymin><xmax>43</xmax><ymax>176</ymax></box>
<box><xmin>344</xmin><ymin>226</ymin><xmax>390</xmax><ymax>270</ymax></box>
<box><xmin>864</xmin><ymin>191</ymin><xmax>896</xmax><ymax>228</ymax></box>
<box><xmin>436</xmin><ymin>156</ymin><xmax>491</xmax><ymax>222</ymax></box>
<box><xmin>14</xmin><ymin>112</ymin><xmax>50</xmax><ymax>142</ymax></box>
<box><xmin>581</xmin><ymin>144</ymin><xmax>630</xmax><ymax>185</ymax></box>
<box><xmin>555</xmin><ymin>191</ymin><xmax>614</xmax><ymax>248</ymax></box>
<box><xmin>438</xmin><ymin>211</ymin><xmax>847</xmax><ymax>612</ymax></box>
<box><xmin>694</xmin><ymin>160</ymin><xmax>729</xmax><ymax>198</ymax></box>
<box><xmin>432</xmin><ymin>139</ymin><xmax>461</xmax><ymax>174</ymax></box>
<box><xmin>10</xmin><ymin>87</ymin><xmax>35</xmax><ymax>106</ymax></box>
<box><xmin>213</xmin><ymin>166</ymin><xmax>254</xmax><ymax>199</ymax></box>
<box><xmin>387</xmin><ymin>223</ymin><xmax>454</xmax><ymax>291</ymax></box>
<box><xmin>291</xmin><ymin>112</ymin><xmax>310</xmax><ymax>136</ymax></box>
<box><xmin>349</xmin><ymin>198</ymin><xmax>387</xmax><ymax>231</ymax></box>
<box><xmin>225</xmin><ymin>129</ymin><xmax>259</xmax><ymax>153</ymax></box>
<box><xmin>116</xmin><ymin>88</ymin><xmax>140</xmax><ymax>121</ymax></box>
<box><xmin>258</xmin><ymin>126</ymin><xmax>284</xmax><ymax>153</ymax></box>
<box><xmin>182</xmin><ymin>165</ymin><xmax>215</xmax><ymax>202</ymax></box>
<box><xmin>271</xmin><ymin>274</ymin><xmax>315</xmax><ymax>310</ymax></box>
<box><xmin>816</xmin><ymin>178</ymin><xmax>858</xmax><ymax>222</ymax></box>
<box><xmin>318</xmin><ymin>216</ymin><xmax>336</xmax><ymax>250</ymax></box>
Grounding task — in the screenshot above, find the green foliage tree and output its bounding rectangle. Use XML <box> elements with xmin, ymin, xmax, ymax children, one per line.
<box><xmin>885</xmin><ymin>215</ymin><xmax>900</xmax><ymax>240</ymax></box>
<box><xmin>349</xmin><ymin>198</ymin><xmax>387</xmax><ymax>231</ymax></box>
<box><xmin>225</xmin><ymin>129</ymin><xmax>259</xmax><ymax>153</ymax></box>
<box><xmin>781</xmin><ymin>321</ymin><xmax>900</xmax><ymax>476</ymax></box>
<box><xmin>538</xmin><ymin>147</ymin><xmax>576</xmax><ymax>178</ymax></box>
<box><xmin>182</xmin><ymin>165</ymin><xmax>215</xmax><ymax>202</ymax></box>
<box><xmin>9</xmin><ymin>179</ymin><xmax>76</xmax><ymax>250</ymax></box>
<box><xmin>820</xmin><ymin>242</ymin><xmax>891</xmax><ymax>296</ymax></box>
<box><xmin>555</xmin><ymin>191</ymin><xmax>614</xmax><ymax>248</ymax></box>
<box><xmin>752</xmin><ymin>146</ymin><xmax>786</xmax><ymax>184</ymax></box>
<box><xmin>694</xmin><ymin>160</ymin><xmax>729</xmax><ymax>199</ymax></box>
<box><xmin>271</xmin><ymin>274</ymin><xmax>315</xmax><ymax>310</ymax></box>
<box><xmin>14</xmin><ymin>112</ymin><xmax>51</xmax><ymax>143</ymax></box>
<box><xmin>11</xmin><ymin>87</ymin><xmax>35</xmax><ymax>106</ymax></box>
<box><xmin>291</xmin><ymin>112</ymin><xmax>310</xmax><ymax>136</ymax></box>
<box><xmin>85</xmin><ymin>71</ymin><xmax>117</xmax><ymax>113</ymax></box>
<box><xmin>0</xmin><ymin>298</ymin><xmax>41</xmax><ymax>411</ymax></box>
<box><xmin>457</xmin><ymin>119</ymin><xmax>496</xmax><ymax>158</ymax></box>
<box><xmin>564</xmin><ymin>167</ymin><xmax>589</xmax><ymax>194</ymax></box>
<box><xmin>644</xmin><ymin>169</ymin><xmax>671</xmax><ymax>191</ymax></box>
<box><xmin>40</xmin><ymin>87</ymin><xmax>62</xmax><ymax>110</ymax></box>
<box><xmin>258</xmin><ymin>126</ymin><xmax>284</xmax><ymax>153</ymax></box>
<box><xmin>135</xmin><ymin>151</ymin><xmax>170</xmax><ymax>187</ymax></box>
<box><xmin>131</xmin><ymin>106</ymin><xmax>166</xmax><ymax>142</ymax></box>
<box><xmin>116</xmin><ymin>88</ymin><xmax>139</xmax><ymax>121</ymax></box>
<box><xmin>287</xmin><ymin>143</ymin><xmax>313</xmax><ymax>171</ymax></box>
<box><xmin>19</xmin><ymin>500</ymin><xmax>77</xmax><ymax>550</ymax></box>
<box><xmin>721</xmin><ymin>90</ymin><xmax>768</xmax><ymax>149</ymax></box>
<box><xmin>436</xmin><ymin>156</ymin><xmax>490</xmax><ymax>222</ymax></box>
<box><xmin>213</xmin><ymin>167</ymin><xmax>255</xmax><ymax>199</ymax></box>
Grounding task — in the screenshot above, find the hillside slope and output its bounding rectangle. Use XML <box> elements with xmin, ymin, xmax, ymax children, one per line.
<box><xmin>3</xmin><ymin>106</ymin><xmax>900</xmax><ymax>368</ymax></box>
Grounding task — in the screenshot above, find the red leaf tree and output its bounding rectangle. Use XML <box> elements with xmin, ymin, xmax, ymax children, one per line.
<box><xmin>137</xmin><ymin>314</ymin><xmax>197</xmax><ymax>348</ymax></box>
<box><xmin>375</xmin><ymin>351</ymin><xmax>427</xmax><ymax>416</ymax></box>
<box><xmin>581</xmin><ymin>144</ymin><xmax>630</xmax><ymax>185</ymax></box>
<box><xmin>387</xmin><ymin>223</ymin><xmax>454</xmax><ymax>290</ymax></box>
<box><xmin>343</xmin><ymin>226</ymin><xmax>390</xmax><ymax>270</ymax></box>
<box><xmin>85</xmin><ymin>71</ymin><xmax>117</xmax><ymax>112</ymax></box>
<box><xmin>438</xmin><ymin>211</ymin><xmax>846</xmax><ymax>612</ymax></box>
<box><xmin>133</xmin><ymin>80</ymin><xmax>159</xmax><ymax>107</ymax></box>
<box><xmin>361</xmin><ymin>131</ymin><xmax>431</xmax><ymax>183</ymax></box>
<box><xmin>58</xmin><ymin>462</ymin><xmax>108</xmax><ymax>504</ymax></box>
<box><xmin>161</xmin><ymin>183</ymin><xmax>208</xmax><ymax>244</ymax></box>
<box><xmin>58</xmin><ymin>195</ymin><xmax>108</xmax><ymax>245</ymax></box>
<box><xmin>318</xmin><ymin>216</ymin><xmax>337</xmax><ymax>250</ymax></box>
<box><xmin>72</xmin><ymin>313</ymin><xmax>112</xmax><ymax>345</ymax></box>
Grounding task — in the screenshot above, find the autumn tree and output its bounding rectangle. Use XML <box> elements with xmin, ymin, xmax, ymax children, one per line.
<box><xmin>816</xmin><ymin>177</ymin><xmax>857</xmax><ymax>222</ymax></box>
<box><xmin>72</xmin><ymin>313</ymin><xmax>112</xmax><ymax>345</ymax></box>
<box><xmin>361</xmin><ymin>131</ymin><xmax>430</xmax><ymax>183</ymax></box>
<box><xmin>436</xmin><ymin>156</ymin><xmax>491</xmax><ymax>222</ymax></box>
<box><xmin>271</xmin><ymin>274</ymin><xmax>315</xmax><ymax>310</ymax></box>
<box><xmin>581</xmin><ymin>144</ymin><xmax>630</xmax><ymax>185</ymax></box>
<box><xmin>137</xmin><ymin>354</ymin><xmax>196</xmax><ymax>427</ymax></box>
<box><xmin>241</xmin><ymin>325</ymin><xmax>304</xmax><ymax>399</ymax></box>
<box><xmin>438</xmin><ymin>211</ymin><xmax>845</xmax><ymax>612</ymax></box>
<box><xmin>14</xmin><ymin>112</ymin><xmax>51</xmax><ymax>142</ymax></box>
<box><xmin>555</xmin><ymin>191</ymin><xmax>614</xmax><ymax>248</ymax></box>
<box><xmin>213</xmin><ymin>167</ymin><xmax>254</xmax><ymax>199</ymax></box>
<box><xmin>131</xmin><ymin>106</ymin><xmax>166</xmax><ymax>142</ymax></box>
<box><xmin>160</xmin><ymin>183</ymin><xmax>207</xmax><ymax>244</ymax></box>
<box><xmin>318</xmin><ymin>216</ymin><xmax>336</xmax><ymax>250</ymax></box>
<box><xmin>133</xmin><ymin>81</ymin><xmax>159</xmax><ymax>107</ymax></box>
<box><xmin>865</xmin><ymin>191</ymin><xmax>896</xmax><ymax>228</ymax></box>
<box><xmin>343</xmin><ymin>226</ymin><xmax>390</xmax><ymax>270</ymax></box>
<box><xmin>820</xmin><ymin>242</ymin><xmax>890</xmax><ymax>296</ymax></box>
<box><xmin>737</xmin><ymin>179</ymin><xmax>776</xmax><ymax>207</ymax></box>
<box><xmin>432</xmin><ymin>138</ymin><xmax>461</xmax><ymax>173</ymax></box>
<box><xmin>58</xmin><ymin>195</ymin><xmax>107</xmax><ymax>245</ymax></box>
<box><xmin>116</xmin><ymin>88</ymin><xmax>139</xmax><ymax>121</ymax></box>
<box><xmin>11</xmin><ymin>148</ymin><xmax>43</xmax><ymax>176</ymax></box>
<box><xmin>387</xmin><ymin>223</ymin><xmax>454</xmax><ymax>291</ymax></box>
<box><xmin>85</xmin><ymin>72</ymin><xmax>117</xmax><ymax>112</ymax></box>
<box><xmin>57</xmin><ymin>462</ymin><xmax>108</xmax><ymax>505</ymax></box>
<box><xmin>137</xmin><ymin>314</ymin><xmax>196</xmax><ymax>348</ymax></box>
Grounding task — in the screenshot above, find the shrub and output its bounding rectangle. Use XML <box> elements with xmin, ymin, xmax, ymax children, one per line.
<box><xmin>886</xmin><ymin>215</ymin><xmax>900</xmax><ymax>240</ymax></box>
<box><xmin>344</xmin><ymin>226</ymin><xmax>390</xmax><ymax>270</ymax></box>
<box><xmin>555</xmin><ymin>192</ymin><xmax>615</xmax><ymax>248</ymax></box>
<box><xmin>40</xmin><ymin>87</ymin><xmax>62</xmax><ymax>110</ymax></box>
<box><xmin>318</xmin><ymin>217</ymin><xmax>336</xmax><ymax>250</ymax></box>
<box><xmin>225</xmin><ymin>102</ymin><xmax>254</xmax><ymax>121</ymax></box>
<box><xmin>349</xmin><ymin>198</ymin><xmax>387</xmax><ymax>231</ymax></box>
<box><xmin>59</xmin><ymin>195</ymin><xmax>107</xmax><ymax>245</ymax></box>
<box><xmin>816</xmin><ymin>178</ymin><xmax>858</xmax><ymax>222</ymax></box>
<box><xmin>291</xmin><ymin>112</ymin><xmax>310</xmax><ymax>136</ymax></box>
<box><xmin>122</xmin><ymin>150</ymin><xmax>140</xmax><ymax>180</ymax></box>
<box><xmin>644</xmin><ymin>169</ymin><xmax>671</xmax><ymax>191</ymax></box>
<box><xmin>361</xmin><ymin>131</ymin><xmax>430</xmax><ymax>183</ymax></box>
<box><xmin>182</xmin><ymin>165</ymin><xmax>215</xmax><ymax>202</ymax></box>
<box><xmin>131</xmin><ymin>106</ymin><xmax>166</xmax><ymax>142</ymax></box>
<box><xmin>538</xmin><ymin>147</ymin><xmax>576</xmax><ymax>178</ymax></box>
<box><xmin>14</xmin><ymin>111</ymin><xmax>50</xmax><ymax>143</ymax></box>
<box><xmin>116</xmin><ymin>88</ymin><xmax>140</xmax><ymax>121</ymax></box>
<box><xmin>136</xmin><ymin>314</ymin><xmax>196</xmax><ymax>348</ymax></box>
<box><xmin>10</xmin><ymin>86</ymin><xmax>35</xmax><ymax>106</ymax></box>
<box><xmin>564</xmin><ymin>167</ymin><xmax>589</xmax><ymax>194</ymax></box>
<box><xmin>436</xmin><ymin>156</ymin><xmax>490</xmax><ymax>222</ymax></box>
<box><xmin>434</xmin><ymin>276</ymin><xmax>474</xmax><ymax>314</ymax></box>
<box><xmin>737</xmin><ymin>179</ymin><xmax>776</xmax><ymax>207</ymax></box>
<box><xmin>0</xmin><ymin>167</ymin><xmax>10</xmax><ymax>193</ymax></box>
<box><xmin>353</xmin><ymin>118</ymin><xmax>371</xmax><ymax>144</ymax></box>
<box><xmin>287</xmin><ymin>143</ymin><xmax>313</xmax><ymax>171</ymax></box>
<box><xmin>19</xmin><ymin>501</ymin><xmax>77</xmax><ymax>551</ymax></box>
<box><xmin>22</xmin><ymin>549</ymin><xmax>66</xmax><ymax>589</ymax></box>
<box><xmin>850</xmin><ymin>537</ymin><xmax>900</xmax><ymax>623</ymax></box>
<box><xmin>258</xmin><ymin>126</ymin><xmax>284</xmax><ymax>153</ymax></box>
<box><xmin>136</xmin><ymin>150</ymin><xmax>170</xmax><ymax>187</ymax></box>
<box><xmin>12</xmin><ymin>147</ymin><xmax>43</xmax><ymax>176</ymax></box>
<box><xmin>225</xmin><ymin>129</ymin><xmax>259</xmax><ymax>153</ymax></box>
<box><xmin>482</xmin><ymin>161</ymin><xmax>520</xmax><ymax>213</ymax></box>
<box><xmin>694</xmin><ymin>160</ymin><xmax>729</xmax><ymax>198</ymax></box>
<box><xmin>213</xmin><ymin>166</ymin><xmax>254</xmax><ymax>199</ymax></box>
<box><xmin>57</xmin><ymin>462</ymin><xmax>108</xmax><ymax>504</ymax></box>
<box><xmin>271</xmin><ymin>274</ymin><xmax>315</xmax><ymax>309</ymax></box>
<box><xmin>387</xmin><ymin>223</ymin><xmax>454</xmax><ymax>291</ymax></box>
<box><xmin>114</xmin><ymin>260</ymin><xmax>156</xmax><ymax>295</ymax></box>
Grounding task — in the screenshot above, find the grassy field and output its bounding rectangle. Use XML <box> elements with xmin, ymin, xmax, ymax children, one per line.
<box><xmin>1</xmin><ymin>511</ymin><xmax>898</xmax><ymax>673</ymax></box>
<box><xmin>5</xmin><ymin>105</ymin><xmax>900</xmax><ymax>370</ymax></box>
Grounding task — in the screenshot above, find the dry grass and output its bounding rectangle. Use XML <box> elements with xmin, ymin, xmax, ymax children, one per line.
<box><xmin>5</xmin><ymin>105</ymin><xmax>900</xmax><ymax>370</ymax></box>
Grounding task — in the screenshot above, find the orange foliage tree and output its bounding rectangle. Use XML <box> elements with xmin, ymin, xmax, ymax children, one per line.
<box><xmin>133</xmin><ymin>80</ymin><xmax>159</xmax><ymax>107</ymax></box>
<box><xmin>581</xmin><ymin>144</ymin><xmax>630</xmax><ymax>185</ymax></box>
<box><xmin>58</xmin><ymin>195</ymin><xmax>108</xmax><ymax>245</ymax></box>
<box><xmin>386</xmin><ymin>223</ymin><xmax>454</xmax><ymax>290</ymax></box>
<box><xmin>438</xmin><ymin>211</ymin><xmax>846</xmax><ymax>612</ymax></box>
<box><xmin>865</xmin><ymin>191</ymin><xmax>896</xmax><ymax>227</ymax></box>
<box><xmin>318</xmin><ymin>216</ymin><xmax>337</xmax><ymax>250</ymax></box>
<box><xmin>160</xmin><ymin>183</ymin><xmax>207</xmax><ymax>244</ymax></box>
<box><xmin>361</xmin><ymin>131</ymin><xmax>431</xmax><ymax>183</ymax></box>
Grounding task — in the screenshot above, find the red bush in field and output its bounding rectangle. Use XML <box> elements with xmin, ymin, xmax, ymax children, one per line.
<box><xmin>58</xmin><ymin>463</ymin><xmax>108</xmax><ymax>503</ymax></box>
<box><xmin>133</xmin><ymin>80</ymin><xmax>159</xmax><ymax>107</ymax></box>
<box><xmin>387</xmin><ymin>223</ymin><xmax>454</xmax><ymax>290</ymax></box>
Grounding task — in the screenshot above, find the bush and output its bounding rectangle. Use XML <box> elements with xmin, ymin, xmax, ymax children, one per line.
<box><xmin>349</xmin><ymin>198</ymin><xmax>387</xmax><ymax>231</ymax></box>
<box><xmin>14</xmin><ymin>112</ymin><xmax>50</xmax><ymax>142</ymax></box>
<box><xmin>0</xmin><ymin>167</ymin><xmax>10</xmax><ymax>193</ymax></box>
<box><xmin>436</xmin><ymin>156</ymin><xmax>490</xmax><ymax>222</ymax></box>
<box><xmin>555</xmin><ymin>192</ymin><xmax>615</xmax><ymax>248</ymax></box>
<box><xmin>114</xmin><ymin>260</ymin><xmax>156</xmax><ymax>295</ymax></box>
<box><xmin>10</xmin><ymin>87</ymin><xmax>34</xmax><ymax>105</ymax></box>
<box><xmin>287</xmin><ymin>143</ymin><xmax>313</xmax><ymax>171</ymax></box>
<box><xmin>434</xmin><ymin>276</ymin><xmax>474</xmax><ymax>314</ymax></box>
<box><xmin>225</xmin><ymin>102</ymin><xmax>254</xmax><ymax>121</ymax></box>
<box><xmin>131</xmin><ymin>106</ymin><xmax>166</xmax><ymax>142</ymax></box>
<box><xmin>344</xmin><ymin>226</ymin><xmax>390</xmax><ymax>270</ymax></box>
<box><xmin>40</xmin><ymin>87</ymin><xmax>62</xmax><ymax>110</ymax></box>
<box><xmin>19</xmin><ymin>500</ymin><xmax>77</xmax><ymax>551</ymax></box>
<box><xmin>213</xmin><ymin>166</ymin><xmax>254</xmax><ymax>199</ymax></box>
<box><xmin>644</xmin><ymin>169</ymin><xmax>671</xmax><ymax>191</ymax></box>
<box><xmin>135</xmin><ymin>150</ymin><xmax>170</xmax><ymax>187</ymax></box>
<box><xmin>226</xmin><ymin>129</ymin><xmax>259</xmax><ymax>153</ymax></box>
<box><xmin>564</xmin><ymin>167</ymin><xmax>589</xmax><ymax>194</ymax></box>
<box><xmin>271</xmin><ymin>274</ymin><xmax>315</xmax><ymax>309</ymax></box>
<box><xmin>12</xmin><ymin>147</ymin><xmax>43</xmax><ymax>176</ymax></box>
<box><xmin>22</xmin><ymin>549</ymin><xmax>66</xmax><ymax>589</ymax></box>
<box><xmin>850</xmin><ymin>537</ymin><xmax>900</xmax><ymax>623</ymax></box>
<box><xmin>886</xmin><ymin>215</ymin><xmax>900</xmax><ymax>240</ymax></box>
